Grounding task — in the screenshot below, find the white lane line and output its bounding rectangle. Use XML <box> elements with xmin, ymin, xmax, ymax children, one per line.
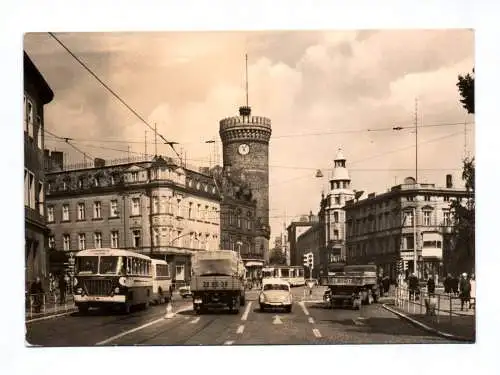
<box><xmin>96</xmin><ymin>317</ymin><xmax>167</xmax><ymax>345</ymax></box>
<box><xmin>299</xmin><ymin>301</ymin><xmax>310</xmax><ymax>316</ymax></box>
<box><xmin>224</xmin><ymin>340</ymin><xmax>234</xmax><ymax>345</ymax></box>
<box><xmin>241</xmin><ymin>301</ymin><xmax>252</xmax><ymax>321</ymax></box>
<box><xmin>26</xmin><ymin>310</ymin><xmax>76</xmax><ymax>324</ymax></box>
<box><xmin>191</xmin><ymin>317</ymin><xmax>200</xmax><ymax>324</ymax></box>
<box><xmin>308</xmin><ymin>317</ymin><xmax>315</xmax><ymax>324</ymax></box>
<box><xmin>236</xmin><ymin>325</ymin><xmax>245</xmax><ymax>334</ymax></box>
<box><xmin>312</xmin><ymin>328</ymin><xmax>322</xmax><ymax>338</ymax></box>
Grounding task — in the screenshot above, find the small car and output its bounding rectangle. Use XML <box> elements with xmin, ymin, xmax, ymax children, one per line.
<box><xmin>179</xmin><ymin>285</ymin><xmax>192</xmax><ymax>298</ymax></box>
<box><xmin>259</xmin><ymin>278</ymin><xmax>292</xmax><ymax>313</ymax></box>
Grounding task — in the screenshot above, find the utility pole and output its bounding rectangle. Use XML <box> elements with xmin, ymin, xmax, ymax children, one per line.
<box><xmin>414</xmin><ymin>98</ymin><xmax>418</xmax><ymax>183</ymax></box>
<box><xmin>245</xmin><ymin>53</ymin><xmax>249</xmax><ymax>107</ymax></box>
<box><xmin>412</xmin><ymin>207</ymin><xmax>417</xmax><ymax>277</ymax></box>
<box><xmin>154</xmin><ymin>122</ymin><xmax>158</xmax><ymax>157</ymax></box>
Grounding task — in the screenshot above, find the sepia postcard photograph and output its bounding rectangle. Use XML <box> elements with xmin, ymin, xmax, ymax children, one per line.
<box><xmin>22</xmin><ymin>27</ymin><xmax>477</xmax><ymax>348</ymax></box>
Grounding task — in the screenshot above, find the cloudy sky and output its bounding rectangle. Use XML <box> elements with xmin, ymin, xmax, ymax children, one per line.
<box><xmin>24</xmin><ymin>30</ymin><xmax>474</xmax><ymax>240</ymax></box>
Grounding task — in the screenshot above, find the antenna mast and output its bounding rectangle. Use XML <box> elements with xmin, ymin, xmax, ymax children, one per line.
<box><xmin>414</xmin><ymin>98</ymin><xmax>418</xmax><ymax>183</ymax></box>
<box><xmin>245</xmin><ymin>53</ymin><xmax>249</xmax><ymax>107</ymax></box>
<box><xmin>144</xmin><ymin>130</ymin><xmax>147</xmax><ymax>158</ymax></box>
<box><xmin>154</xmin><ymin>122</ymin><xmax>158</xmax><ymax>156</ymax></box>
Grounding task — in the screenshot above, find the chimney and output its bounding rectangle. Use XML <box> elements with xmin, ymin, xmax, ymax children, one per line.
<box><xmin>94</xmin><ymin>158</ymin><xmax>106</xmax><ymax>168</ymax></box>
<box><xmin>446</xmin><ymin>174</ymin><xmax>453</xmax><ymax>188</ymax></box>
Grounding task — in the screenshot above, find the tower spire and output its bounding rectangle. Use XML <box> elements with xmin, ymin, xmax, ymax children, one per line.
<box><xmin>239</xmin><ymin>54</ymin><xmax>251</xmax><ymax>116</ymax></box>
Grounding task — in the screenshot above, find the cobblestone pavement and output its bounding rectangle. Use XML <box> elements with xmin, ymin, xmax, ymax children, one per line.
<box><xmin>26</xmin><ymin>287</ymin><xmax>457</xmax><ymax>346</ymax></box>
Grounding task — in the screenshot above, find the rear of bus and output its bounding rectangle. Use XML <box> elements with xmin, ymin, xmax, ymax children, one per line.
<box><xmin>73</xmin><ymin>249</ymin><xmax>152</xmax><ymax>313</ymax></box>
<box><xmin>151</xmin><ymin>259</ymin><xmax>172</xmax><ymax>304</ymax></box>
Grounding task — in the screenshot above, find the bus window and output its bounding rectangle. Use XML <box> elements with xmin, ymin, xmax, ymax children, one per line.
<box><xmin>281</xmin><ymin>268</ymin><xmax>289</xmax><ymax>277</ymax></box>
<box><xmin>76</xmin><ymin>256</ymin><xmax>98</xmax><ymax>274</ymax></box>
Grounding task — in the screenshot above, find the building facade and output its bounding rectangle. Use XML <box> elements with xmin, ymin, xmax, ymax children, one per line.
<box><xmin>296</xmin><ymin>222</ymin><xmax>322</xmax><ymax>279</ymax></box>
<box><xmin>24</xmin><ymin>52</ymin><xmax>54</xmax><ymax>288</ymax></box>
<box><xmin>318</xmin><ymin>148</ymin><xmax>355</xmax><ymax>274</ymax></box>
<box><xmin>209</xmin><ymin>165</ymin><xmax>261</xmax><ymax>279</ymax></box>
<box><xmin>344</xmin><ymin>176</ymin><xmax>468</xmax><ymax>280</ymax></box>
<box><xmin>219</xmin><ymin>106</ymin><xmax>272</xmax><ymax>263</ymax></box>
<box><xmin>286</xmin><ymin>213</ymin><xmax>317</xmax><ymax>267</ymax></box>
<box><xmin>45</xmin><ymin>155</ymin><xmax>221</xmax><ymax>283</ymax></box>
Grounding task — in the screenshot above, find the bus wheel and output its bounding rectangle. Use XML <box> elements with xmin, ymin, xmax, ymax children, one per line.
<box><xmin>78</xmin><ymin>305</ymin><xmax>89</xmax><ymax>314</ymax></box>
<box><xmin>240</xmin><ymin>294</ymin><xmax>246</xmax><ymax>305</ymax></box>
<box><xmin>144</xmin><ymin>299</ymin><xmax>150</xmax><ymax>310</ymax></box>
<box><xmin>123</xmin><ymin>303</ymin><xmax>131</xmax><ymax>314</ymax></box>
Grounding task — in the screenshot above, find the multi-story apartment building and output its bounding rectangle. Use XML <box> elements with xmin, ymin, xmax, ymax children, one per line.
<box><xmin>209</xmin><ymin>165</ymin><xmax>261</xmax><ymax>279</ymax></box>
<box><xmin>344</xmin><ymin>176</ymin><xmax>469</xmax><ymax>280</ymax></box>
<box><xmin>287</xmin><ymin>213</ymin><xmax>317</xmax><ymax>267</ymax></box>
<box><xmin>318</xmin><ymin>148</ymin><xmax>355</xmax><ymax>274</ymax></box>
<box><xmin>296</xmin><ymin>221</ymin><xmax>322</xmax><ymax>279</ymax></box>
<box><xmin>45</xmin><ymin>154</ymin><xmax>221</xmax><ymax>283</ymax></box>
<box><xmin>24</xmin><ymin>52</ymin><xmax>54</xmax><ymax>288</ymax></box>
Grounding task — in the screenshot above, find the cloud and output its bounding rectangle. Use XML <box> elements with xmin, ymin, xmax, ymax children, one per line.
<box><xmin>24</xmin><ymin>30</ymin><xmax>474</xmax><ymax>238</ymax></box>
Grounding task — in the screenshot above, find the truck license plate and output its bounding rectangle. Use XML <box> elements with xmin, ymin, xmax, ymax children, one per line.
<box><xmin>194</xmin><ymin>298</ymin><xmax>202</xmax><ymax>304</ymax></box>
<box><xmin>334</xmin><ymin>278</ymin><xmax>353</xmax><ymax>284</ymax></box>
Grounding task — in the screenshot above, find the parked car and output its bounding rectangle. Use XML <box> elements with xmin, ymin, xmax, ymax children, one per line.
<box><xmin>259</xmin><ymin>278</ymin><xmax>292</xmax><ymax>313</ymax></box>
<box><xmin>179</xmin><ymin>285</ymin><xmax>192</xmax><ymax>298</ymax></box>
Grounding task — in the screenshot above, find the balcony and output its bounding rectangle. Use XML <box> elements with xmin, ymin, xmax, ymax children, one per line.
<box><xmin>25</xmin><ymin>206</ymin><xmax>46</xmax><ymax>228</ymax></box>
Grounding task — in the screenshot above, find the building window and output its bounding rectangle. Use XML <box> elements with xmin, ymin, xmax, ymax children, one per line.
<box><xmin>110</xmin><ymin>175</ymin><xmax>115</xmax><ymax>185</ymax></box>
<box><xmin>47</xmin><ymin>206</ymin><xmax>54</xmax><ymax>223</ymax></box>
<box><xmin>24</xmin><ymin>170</ymin><xmax>36</xmax><ymax>209</ymax></box>
<box><xmin>78</xmin><ymin>233</ymin><xmax>86</xmax><ymax>250</ymax></box>
<box><xmin>78</xmin><ymin>178</ymin><xmax>84</xmax><ymax>189</ymax></box>
<box><xmin>111</xmin><ymin>231</ymin><xmax>119</xmax><ymax>249</ymax></box>
<box><xmin>443</xmin><ymin>210</ymin><xmax>451</xmax><ymax>226</ymax></box>
<box><xmin>94</xmin><ymin>233</ymin><xmax>102</xmax><ymax>249</ymax></box>
<box><xmin>153</xmin><ymin>229</ymin><xmax>160</xmax><ymax>247</ymax></box>
<box><xmin>335</xmin><ymin>196</ymin><xmax>340</xmax><ymax>205</ymax></box>
<box><xmin>175</xmin><ymin>265</ymin><xmax>185</xmax><ymax>281</ymax></box>
<box><xmin>443</xmin><ymin>195</ymin><xmax>450</xmax><ymax>202</ymax></box>
<box><xmin>93</xmin><ymin>201</ymin><xmax>102</xmax><ymax>219</ymax></box>
<box><xmin>94</xmin><ymin>177</ymin><xmax>100</xmax><ymax>187</ymax></box>
<box><xmin>334</xmin><ymin>211</ymin><xmax>339</xmax><ymax>223</ymax></box>
<box><xmin>110</xmin><ymin>200</ymin><xmax>118</xmax><ymax>217</ymax></box>
<box><xmin>424</xmin><ymin>195</ymin><xmax>431</xmax><ymax>201</ymax></box>
<box><xmin>26</xmin><ymin>98</ymin><xmax>34</xmax><ymax>139</ymax></box>
<box><xmin>62</xmin><ymin>204</ymin><xmax>70</xmax><ymax>221</ymax></box>
<box><xmin>37</xmin><ymin>182</ymin><xmax>44</xmax><ymax>215</ymax></box>
<box><xmin>403</xmin><ymin>211</ymin><xmax>413</xmax><ymax>226</ymax></box>
<box><xmin>152</xmin><ymin>196</ymin><xmax>160</xmax><ymax>214</ymax></box>
<box><xmin>333</xmin><ymin>230</ymin><xmax>339</xmax><ymax>240</ymax></box>
<box><xmin>237</xmin><ymin>212</ymin><xmax>242</xmax><ymax>228</ymax></box>
<box><xmin>131</xmin><ymin>171</ymin><xmax>139</xmax><ymax>182</ymax></box>
<box><xmin>423</xmin><ymin>210</ymin><xmax>431</xmax><ymax>226</ymax></box>
<box><xmin>404</xmin><ymin>235</ymin><xmax>414</xmax><ymax>250</ymax></box>
<box><xmin>62</xmin><ymin>181</ymin><xmax>68</xmax><ymax>191</ymax></box>
<box><xmin>63</xmin><ymin>234</ymin><xmax>70</xmax><ymax>251</ymax></box>
<box><xmin>48</xmin><ymin>236</ymin><xmax>55</xmax><ymax>249</ymax></box>
<box><xmin>406</xmin><ymin>196</ymin><xmax>414</xmax><ymax>201</ymax></box>
<box><xmin>132</xmin><ymin>230</ymin><xmax>141</xmax><ymax>248</ymax></box>
<box><xmin>77</xmin><ymin>203</ymin><xmax>85</xmax><ymax>220</ymax></box>
<box><xmin>131</xmin><ymin>198</ymin><xmax>140</xmax><ymax>216</ymax></box>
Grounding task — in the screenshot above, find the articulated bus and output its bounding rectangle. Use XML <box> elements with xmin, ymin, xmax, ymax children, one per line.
<box><xmin>151</xmin><ymin>259</ymin><xmax>172</xmax><ymax>304</ymax></box>
<box><xmin>262</xmin><ymin>266</ymin><xmax>305</xmax><ymax>287</ymax></box>
<box><xmin>73</xmin><ymin>248</ymin><xmax>153</xmax><ymax>314</ymax></box>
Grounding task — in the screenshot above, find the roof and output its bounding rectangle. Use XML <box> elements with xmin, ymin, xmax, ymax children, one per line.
<box><xmin>262</xmin><ymin>277</ymin><xmax>290</xmax><ymax>285</ymax></box>
<box><xmin>24</xmin><ymin>51</ymin><xmax>54</xmax><ymax>104</ymax></box>
<box><xmin>75</xmin><ymin>248</ymin><xmax>151</xmax><ymax>260</ymax></box>
<box><xmin>335</xmin><ymin>148</ymin><xmax>346</xmax><ymax>161</ymax></box>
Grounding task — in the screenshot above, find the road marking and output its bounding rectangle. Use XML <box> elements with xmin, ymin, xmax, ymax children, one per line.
<box><xmin>26</xmin><ymin>310</ymin><xmax>76</xmax><ymax>324</ymax></box>
<box><xmin>241</xmin><ymin>301</ymin><xmax>252</xmax><ymax>321</ymax></box>
<box><xmin>224</xmin><ymin>340</ymin><xmax>234</xmax><ymax>345</ymax></box>
<box><xmin>96</xmin><ymin>317</ymin><xmax>166</xmax><ymax>345</ymax></box>
<box><xmin>299</xmin><ymin>301</ymin><xmax>310</xmax><ymax>316</ymax></box>
<box><xmin>312</xmin><ymin>328</ymin><xmax>322</xmax><ymax>338</ymax></box>
<box><xmin>191</xmin><ymin>317</ymin><xmax>200</xmax><ymax>324</ymax></box>
<box><xmin>303</xmin><ymin>300</ymin><xmax>324</xmax><ymax>304</ymax></box>
<box><xmin>272</xmin><ymin>315</ymin><xmax>283</xmax><ymax>325</ymax></box>
<box><xmin>236</xmin><ymin>325</ymin><xmax>245</xmax><ymax>334</ymax></box>
<box><xmin>308</xmin><ymin>317</ymin><xmax>315</xmax><ymax>324</ymax></box>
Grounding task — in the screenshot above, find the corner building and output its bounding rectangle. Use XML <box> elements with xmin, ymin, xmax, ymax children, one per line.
<box><xmin>219</xmin><ymin>106</ymin><xmax>271</xmax><ymax>264</ymax></box>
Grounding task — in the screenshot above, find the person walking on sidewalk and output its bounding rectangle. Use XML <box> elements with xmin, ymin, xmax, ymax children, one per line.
<box><xmin>30</xmin><ymin>277</ymin><xmax>44</xmax><ymax>313</ymax></box>
<box><xmin>58</xmin><ymin>273</ymin><xmax>67</xmax><ymax>305</ymax></box>
<box><xmin>444</xmin><ymin>273</ymin><xmax>452</xmax><ymax>294</ymax></box>
<box><xmin>427</xmin><ymin>274</ymin><xmax>436</xmax><ymax>296</ymax></box>
<box><xmin>469</xmin><ymin>274</ymin><xmax>476</xmax><ymax>309</ymax></box>
<box><xmin>459</xmin><ymin>273</ymin><xmax>471</xmax><ymax>311</ymax></box>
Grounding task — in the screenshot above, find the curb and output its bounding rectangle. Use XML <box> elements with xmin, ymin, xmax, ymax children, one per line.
<box><xmin>382</xmin><ymin>304</ymin><xmax>474</xmax><ymax>342</ymax></box>
<box><xmin>26</xmin><ymin>307</ymin><xmax>78</xmax><ymax>323</ymax></box>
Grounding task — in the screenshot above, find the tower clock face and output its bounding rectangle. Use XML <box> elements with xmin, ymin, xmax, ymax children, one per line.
<box><xmin>238</xmin><ymin>144</ymin><xmax>250</xmax><ymax>155</ymax></box>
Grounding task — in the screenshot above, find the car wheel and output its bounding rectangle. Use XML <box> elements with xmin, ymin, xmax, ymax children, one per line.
<box><xmin>286</xmin><ymin>305</ymin><xmax>292</xmax><ymax>313</ymax></box>
<box><xmin>78</xmin><ymin>305</ymin><xmax>89</xmax><ymax>314</ymax></box>
<box><xmin>260</xmin><ymin>304</ymin><xmax>265</xmax><ymax>312</ymax></box>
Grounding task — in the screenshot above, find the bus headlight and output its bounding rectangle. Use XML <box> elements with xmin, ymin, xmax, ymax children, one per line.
<box><xmin>73</xmin><ymin>277</ymin><xmax>78</xmax><ymax>287</ymax></box>
<box><xmin>259</xmin><ymin>293</ymin><xmax>265</xmax><ymax>303</ymax></box>
<box><xmin>118</xmin><ymin>277</ymin><xmax>126</xmax><ymax>286</ymax></box>
<box><xmin>76</xmin><ymin>288</ymin><xmax>83</xmax><ymax>294</ymax></box>
<box><xmin>114</xmin><ymin>287</ymin><xmax>120</xmax><ymax>294</ymax></box>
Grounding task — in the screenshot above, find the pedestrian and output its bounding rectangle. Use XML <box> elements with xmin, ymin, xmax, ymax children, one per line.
<box><xmin>469</xmin><ymin>274</ymin><xmax>476</xmax><ymax>309</ymax></box>
<box><xmin>452</xmin><ymin>274</ymin><xmax>459</xmax><ymax>296</ymax></box>
<box><xmin>382</xmin><ymin>275</ymin><xmax>390</xmax><ymax>295</ymax></box>
<box><xmin>427</xmin><ymin>274</ymin><xmax>436</xmax><ymax>296</ymax></box>
<box><xmin>30</xmin><ymin>276</ymin><xmax>44</xmax><ymax>313</ymax></box>
<box><xmin>444</xmin><ymin>273</ymin><xmax>452</xmax><ymax>294</ymax></box>
<box><xmin>408</xmin><ymin>273</ymin><xmax>419</xmax><ymax>300</ymax></box>
<box><xmin>58</xmin><ymin>273</ymin><xmax>67</xmax><ymax>305</ymax></box>
<box><xmin>459</xmin><ymin>272</ymin><xmax>471</xmax><ymax>311</ymax></box>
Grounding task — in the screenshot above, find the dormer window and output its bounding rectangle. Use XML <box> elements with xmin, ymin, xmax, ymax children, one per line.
<box><xmin>131</xmin><ymin>171</ymin><xmax>139</xmax><ymax>182</ymax></box>
<box><xmin>77</xmin><ymin>178</ymin><xmax>84</xmax><ymax>189</ymax></box>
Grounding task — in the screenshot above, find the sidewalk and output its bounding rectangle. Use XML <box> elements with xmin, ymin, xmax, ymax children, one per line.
<box><xmin>26</xmin><ymin>294</ymin><xmax>77</xmax><ymax>321</ymax></box>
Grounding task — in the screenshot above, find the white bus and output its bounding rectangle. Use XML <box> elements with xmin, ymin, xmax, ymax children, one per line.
<box><xmin>73</xmin><ymin>248</ymin><xmax>152</xmax><ymax>314</ymax></box>
<box><xmin>151</xmin><ymin>259</ymin><xmax>172</xmax><ymax>304</ymax></box>
<box><xmin>262</xmin><ymin>266</ymin><xmax>305</xmax><ymax>287</ymax></box>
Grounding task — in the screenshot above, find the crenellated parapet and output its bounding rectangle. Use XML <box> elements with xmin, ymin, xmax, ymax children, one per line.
<box><xmin>219</xmin><ymin>108</ymin><xmax>272</xmax><ymax>144</ymax></box>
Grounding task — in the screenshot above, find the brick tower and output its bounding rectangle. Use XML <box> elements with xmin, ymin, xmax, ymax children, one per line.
<box><xmin>219</xmin><ymin>105</ymin><xmax>272</xmax><ymax>263</ymax></box>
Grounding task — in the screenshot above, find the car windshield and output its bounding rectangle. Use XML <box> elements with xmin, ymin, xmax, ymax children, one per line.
<box><xmin>263</xmin><ymin>284</ymin><xmax>289</xmax><ymax>291</ymax></box>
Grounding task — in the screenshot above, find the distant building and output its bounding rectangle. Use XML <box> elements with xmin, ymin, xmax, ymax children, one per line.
<box><xmin>45</xmin><ymin>154</ymin><xmax>221</xmax><ymax>283</ymax></box>
<box><xmin>286</xmin><ymin>212</ymin><xmax>317</xmax><ymax>266</ymax></box>
<box><xmin>344</xmin><ymin>176</ymin><xmax>468</xmax><ymax>280</ymax></box>
<box><xmin>318</xmin><ymin>148</ymin><xmax>355</xmax><ymax>274</ymax></box>
<box><xmin>24</xmin><ymin>51</ymin><xmax>54</xmax><ymax>288</ymax></box>
<box><xmin>296</xmin><ymin>222</ymin><xmax>322</xmax><ymax>279</ymax></box>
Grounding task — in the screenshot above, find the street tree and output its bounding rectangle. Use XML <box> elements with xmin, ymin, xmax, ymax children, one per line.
<box><xmin>269</xmin><ymin>248</ymin><xmax>287</xmax><ymax>265</ymax></box>
<box><xmin>456</xmin><ymin>68</ymin><xmax>475</xmax><ymax>114</ymax></box>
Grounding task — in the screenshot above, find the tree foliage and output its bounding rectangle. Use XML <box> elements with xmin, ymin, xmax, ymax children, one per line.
<box><xmin>449</xmin><ymin>157</ymin><xmax>475</xmax><ymax>274</ymax></box>
<box><xmin>456</xmin><ymin>68</ymin><xmax>475</xmax><ymax>114</ymax></box>
<box><xmin>269</xmin><ymin>248</ymin><xmax>287</xmax><ymax>265</ymax></box>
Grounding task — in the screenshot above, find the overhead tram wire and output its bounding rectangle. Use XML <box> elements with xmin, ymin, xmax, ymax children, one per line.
<box><xmin>44</xmin><ymin>129</ymin><xmax>96</xmax><ymax>161</ymax></box>
<box><xmin>47</xmin><ymin>32</ymin><xmax>182</xmax><ymax>162</ymax></box>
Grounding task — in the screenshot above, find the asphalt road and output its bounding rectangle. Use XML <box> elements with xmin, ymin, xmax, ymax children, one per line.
<box><xmin>26</xmin><ymin>287</ymin><xmax>453</xmax><ymax>346</ymax></box>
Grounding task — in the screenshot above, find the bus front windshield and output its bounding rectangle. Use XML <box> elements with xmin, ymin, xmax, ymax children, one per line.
<box><xmin>100</xmin><ymin>256</ymin><xmax>123</xmax><ymax>275</ymax></box>
<box><xmin>76</xmin><ymin>256</ymin><xmax>124</xmax><ymax>275</ymax></box>
<box><xmin>76</xmin><ymin>256</ymin><xmax>99</xmax><ymax>274</ymax></box>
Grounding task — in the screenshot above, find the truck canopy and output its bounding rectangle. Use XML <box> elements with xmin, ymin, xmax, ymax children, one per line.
<box><xmin>192</xmin><ymin>250</ymin><xmax>245</xmax><ymax>278</ymax></box>
<box><xmin>344</xmin><ymin>265</ymin><xmax>377</xmax><ymax>273</ymax></box>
